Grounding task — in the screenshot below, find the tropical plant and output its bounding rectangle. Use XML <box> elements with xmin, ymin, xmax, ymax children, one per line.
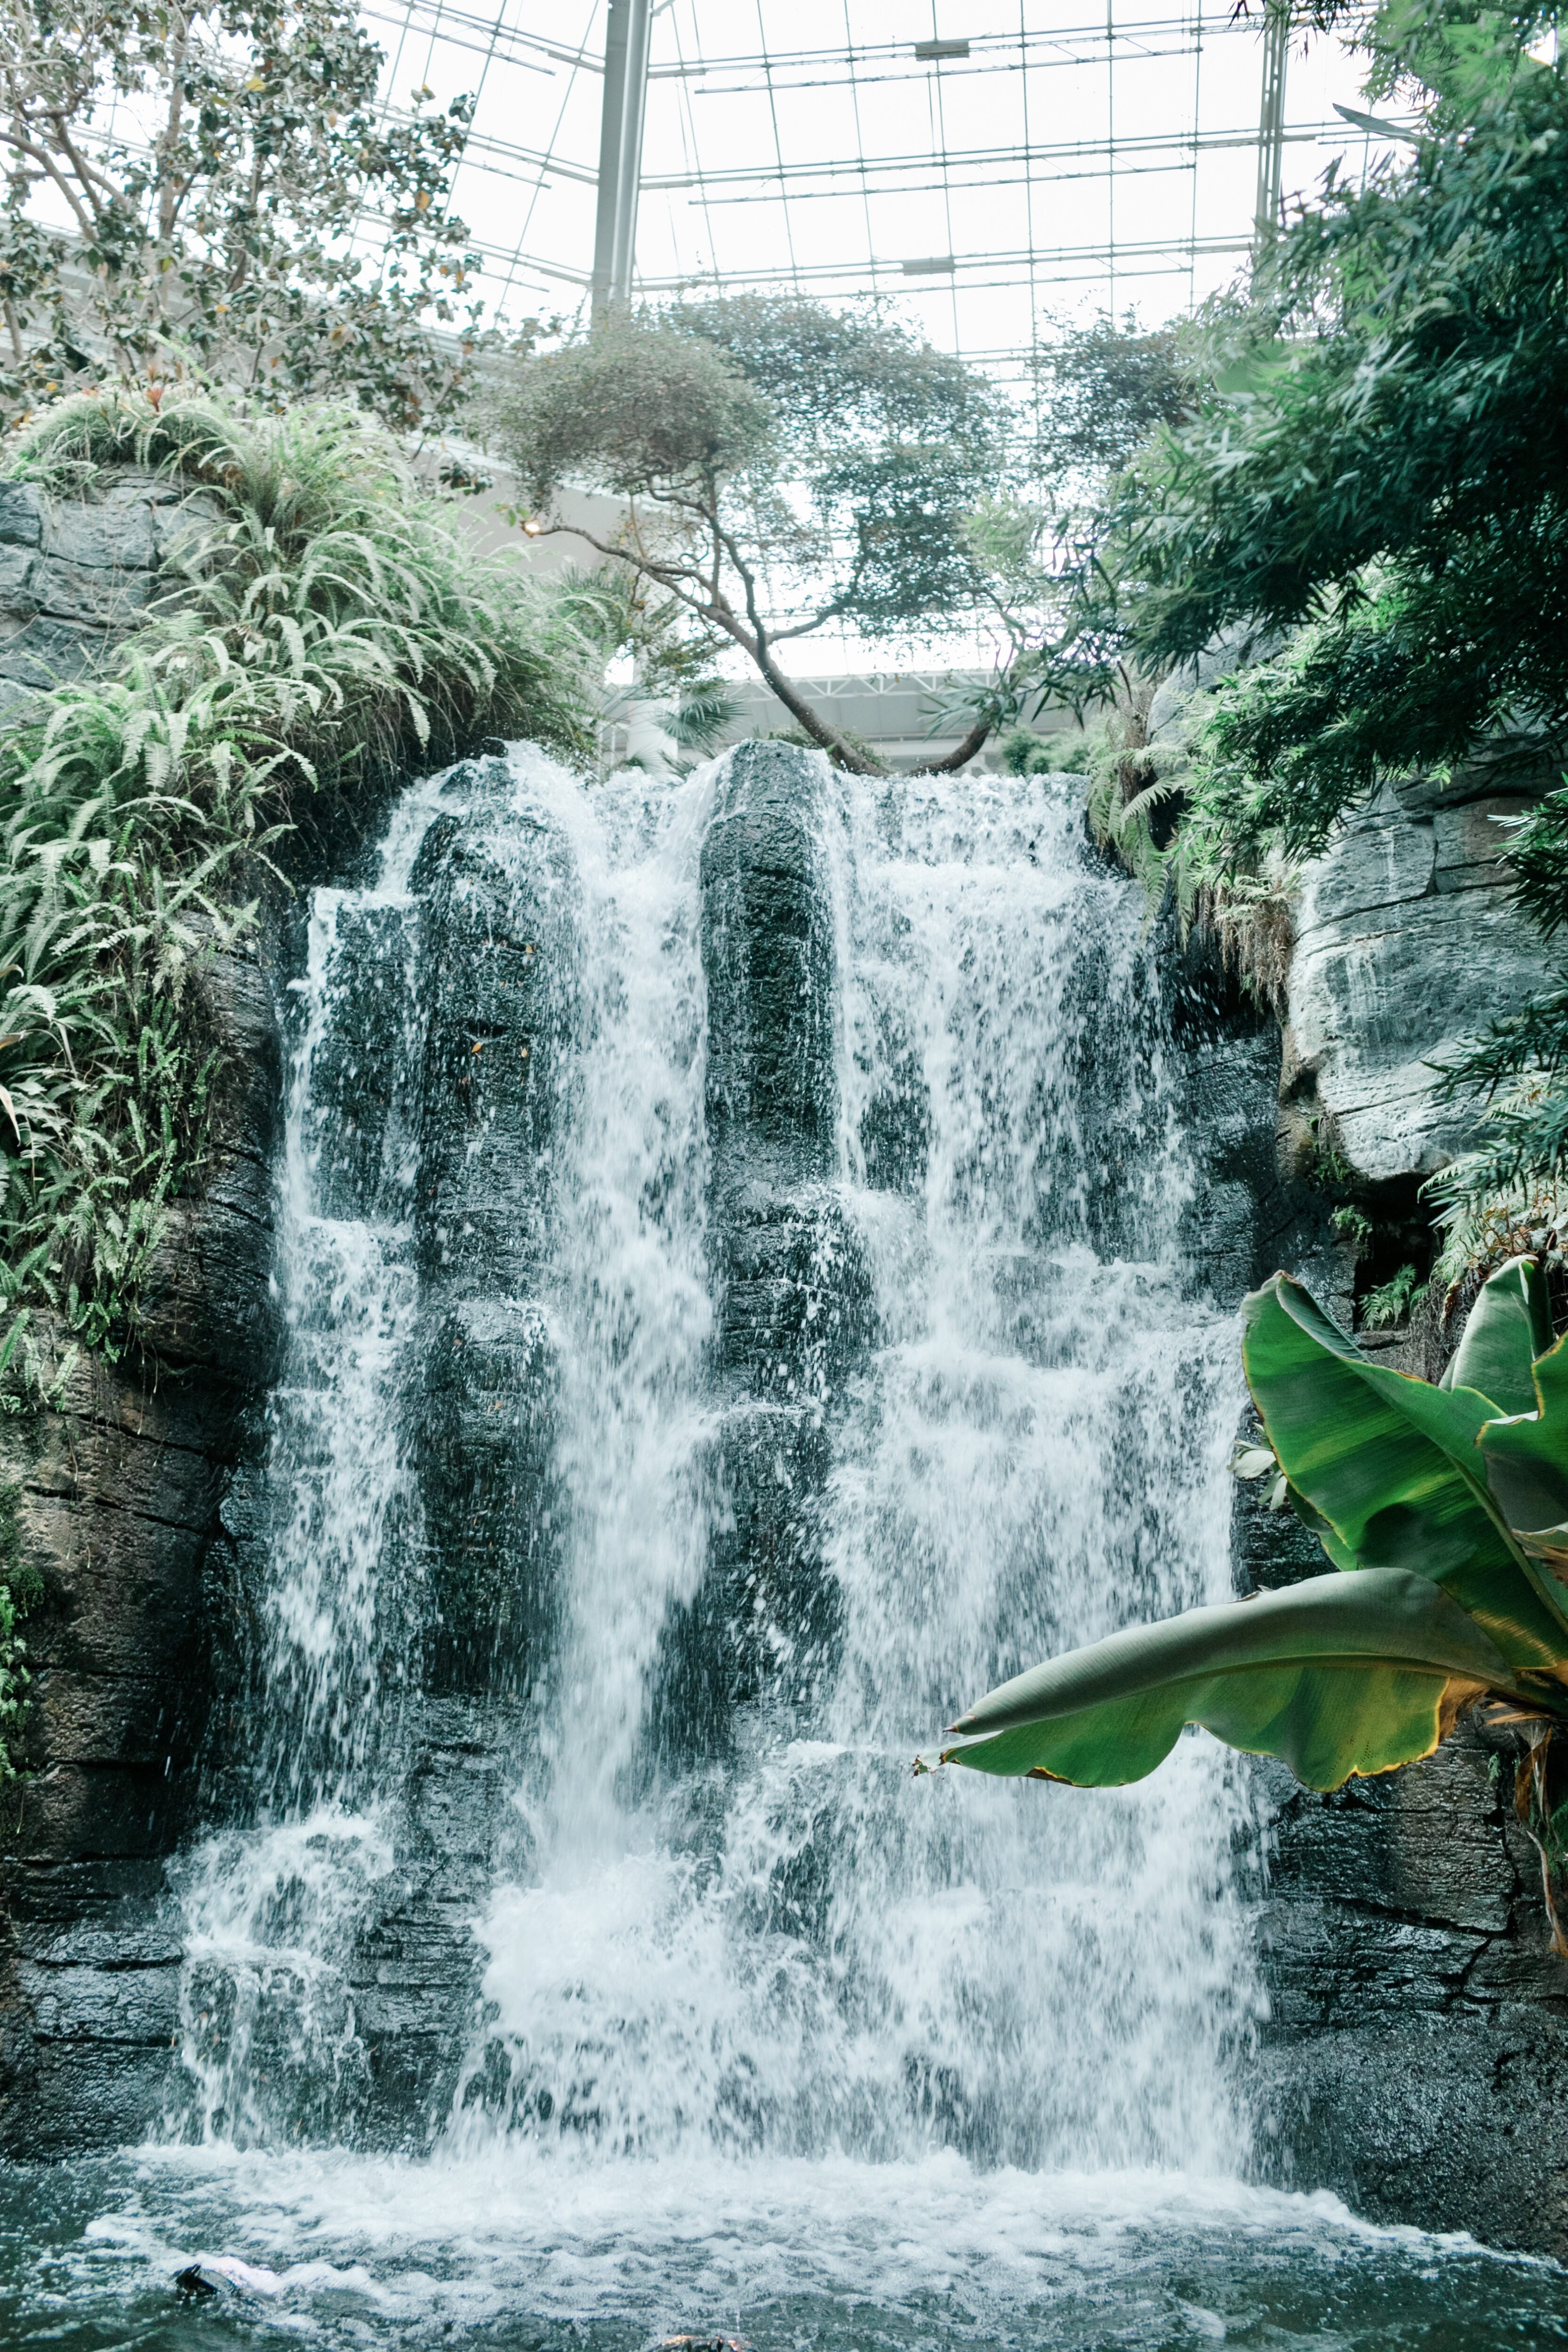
<box><xmin>552</xmin><ymin>561</ymin><xmax>739</xmax><ymax>779</ymax></box>
<box><xmin>919</xmin><ymin>1259</ymin><xmax>1568</xmax><ymax>1923</ymax></box>
<box><xmin>0</xmin><ymin>385</ymin><xmax>592</xmax><ymax>1358</ymax></box>
<box><xmin>0</xmin><ymin>0</ymin><xmax>494</xmax><ymax>432</ymax></box>
<box><xmin>488</xmin><ymin>297</ymin><xmax>1004</xmax><ymax>776</ymax></box>
<box><xmin>1019</xmin><ymin>3</ymin><xmax>1568</xmax><ymax>1263</ymax></box>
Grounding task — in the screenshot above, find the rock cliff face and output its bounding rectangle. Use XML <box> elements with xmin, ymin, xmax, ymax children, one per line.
<box><xmin>0</xmin><ymin>931</ymin><xmax>281</xmax><ymax>2148</ymax></box>
<box><xmin>652</xmin><ymin>743</ymin><xmax>856</xmax><ymax>1763</ymax></box>
<box><xmin>0</xmin><ymin>466</ymin><xmax>274</xmax><ymax>2148</ymax></box>
<box><xmin>0</xmin><ymin>469</ymin><xmax>216</xmax><ymax>708</ymax></box>
<box><xmin>1281</xmin><ymin>772</ymin><xmax>1547</xmax><ymax>1184</ymax></box>
<box><xmin>1178</xmin><ymin>775</ymin><xmax>1568</xmax><ymax>2254</ymax></box>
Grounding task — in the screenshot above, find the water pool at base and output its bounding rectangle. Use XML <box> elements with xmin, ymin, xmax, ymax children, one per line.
<box><xmin>3</xmin><ymin>2154</ymin><xmax>1568</xmax><ymax>2352</ymax></box>
<box><xmin>2</xmin><ymin>2153</ymin><xmax>1565</xmax><ymax>2350</ymax></box>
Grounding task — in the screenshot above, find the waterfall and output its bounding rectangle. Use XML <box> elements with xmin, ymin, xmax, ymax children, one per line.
<box><xmin>170</xmin><ymin>739</ymin><xmax>1259</xmax><ymax>2175</ymax></box>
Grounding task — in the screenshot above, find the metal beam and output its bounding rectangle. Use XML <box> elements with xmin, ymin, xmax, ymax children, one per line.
<box><xmin>1253</xmin><ymin>4</ymin><xmax>1289</xmax><ymax>262</ymax></box>
<box><xmin>591</xmin><ymin>0</ymin><xmax>652</xmax><ymax>320</ymax></box>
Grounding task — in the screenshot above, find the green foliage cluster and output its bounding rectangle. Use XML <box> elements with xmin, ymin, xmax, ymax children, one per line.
<box><xmin>0</xmin><ymin>385</ymin><xmax>589</xmax><ymax>1360</ymax></box>
<box><xmin>490</xmin><ymin>296</ymin><xmax>1004</xmax><ymax>775</ymax></box>
<box><xmin>0</xmin><ymin>0</ymin><xmax>499</xmax><ymax>432</ymax></box>
<box><xmin>1012</xmin><ymin>4</ymin><xmax>1568</xmax><ymax>1267</ymax></box>
<box><xmin>0</xmin><ymin>382</ymin><xmax>590</xmax><ymax>1777</ymax></box>
<box><xmin>924</xmin><ymin>1259</ymin><xmax>1568</xmax><ymax>1938</ymax></box>
<box><xmin>998</xmin><ymin>723</ymin><xmax>1097</xmax><ymax>777</ymax></box>
<box><xmin>1028</xmin><ymin>314</ymin><xmax>1196</xmax><ymax>496</ymax></box>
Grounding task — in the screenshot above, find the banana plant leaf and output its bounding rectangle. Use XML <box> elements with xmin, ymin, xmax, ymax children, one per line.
<box><xmin>1480</xmin><ymin>1330</ymin><xmax>1568</xmax><ymax>1542</ymax></box>
<box><xmin>920</xmin><ymin>1567</ymin><xmax>1545</xmax><ymax>1794</ymax></box>
<box><xmin>1439</xmin><ymin>1255</ymin><xmax>1553</xmax><ymax>1416</ymax></box>
<box><xmin>1242</xmin><ymin>1272</ymin><xmax>1568</xmax><ymax>1663</ymax></box>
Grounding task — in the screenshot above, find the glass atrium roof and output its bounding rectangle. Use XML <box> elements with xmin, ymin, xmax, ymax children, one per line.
<box><xmin>368</xmin><ymin>0</ymin><xmax>1394</xmax><ymax>376</ymax></box>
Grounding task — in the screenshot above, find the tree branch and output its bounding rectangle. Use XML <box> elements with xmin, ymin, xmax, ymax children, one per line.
<box><xmin>0</xmin><ymin>130</ymin><xmax>95</xmax><ymax>237</ymax></box>
<box><xmin>922</xmin><ymin>714</ymin><xmax>995</xmax><ymax>773</ymax></box>
<box><xmin>712</xmin><ymin>510</ymin><xmax>884</xmax><ymax>775</ymax></box>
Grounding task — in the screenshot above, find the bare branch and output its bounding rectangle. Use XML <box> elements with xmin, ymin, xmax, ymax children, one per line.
<box><xmin>0</xmin><ymin>130</ymin><xmax>95</xmax><ymax>237</ymax></box>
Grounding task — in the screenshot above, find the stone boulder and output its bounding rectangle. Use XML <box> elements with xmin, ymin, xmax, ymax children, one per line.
<box><xmin>1283</xmin><ymin>778</ymin><xmax>1546</xmax><ymax>1184</ymax></box>
<box><xmin>0</xmin><ymin>469</ymin><xmax>219</xmax><ymax>707</ymax></box>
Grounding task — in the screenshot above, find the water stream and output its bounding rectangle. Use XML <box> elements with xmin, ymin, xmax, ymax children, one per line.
<box><xmin>5</xmin><ymin>745</ymin><xmax>1567</xmax><ymax>2348</ymax></box>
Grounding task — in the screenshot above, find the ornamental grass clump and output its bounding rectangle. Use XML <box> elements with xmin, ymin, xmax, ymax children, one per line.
<box><xmin>0</xmin><ymin>385</ymin><xmax>592</xmax><ymax>1358</ymax></box>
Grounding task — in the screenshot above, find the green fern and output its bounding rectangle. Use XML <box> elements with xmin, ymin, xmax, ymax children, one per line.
<box><xmin>0</xmin><ymin>386</ymin><xmax>597</xmax><ymax>1355</ymax></box>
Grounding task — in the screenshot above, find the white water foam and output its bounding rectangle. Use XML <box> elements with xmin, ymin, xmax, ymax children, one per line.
<box><xmin>88</xmin><ymin>2139</ymin><xmax>1496</xmax><ymax>2342</ymax></box>
<box><xmin>166</xmin><ymin>744</ymin><xmax>1261</xmax><ymax>2202</ymax></box>
<box><xmin>458</xmin><ymin>756</ymin><xmax>1260</xmax><ymax>2175</ymax></box>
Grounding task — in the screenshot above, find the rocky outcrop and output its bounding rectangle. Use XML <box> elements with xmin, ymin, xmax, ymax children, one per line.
<box><xmin>1281</xmin><ymin>774</ymin><xmax>1547</xmax><ymax>1185</ymax></box>
<box><xmin>0</xmin><ymin>459</ymin><xmax>276</xmax><ymax>2150</ymax></box>
<box><xmin>1252</xmin><ymin>1728</ymin><xmax>1568</xmax><ymax>2253</ymax></box>
<box><xmin>1180</xmin><ymin>811</ymin><xmax>1568</xmax><ymax>2252</ymax></box>
<box><xmin>408</xmin><ymin>777</ymin><xmax>576</xmax><ymax>1700</ymax></box>
<box><xmin>651</xmin><ymin>743</ymin><xmax>859</xmax><ymax>1765</ymax></box>
<box><xmin>0</xmin><ymin>930</ymin><xmax>282</xmax><ymax>2149</ymax></box>
<box><xmin>0</xmin><ymin>469</ymin><xmax>217</xmax><ymax>707</ymax></box>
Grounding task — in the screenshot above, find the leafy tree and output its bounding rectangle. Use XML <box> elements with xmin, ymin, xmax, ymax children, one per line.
<box><xmin>919</xmin><ymin>1258</ymin><xmax>1568</xmax><ymax>1932</ymax></box>
<box><xmin>1107</xmin><ymin>3</ymin><xmax>1568</xmax><ymax>829</ymax></box>
<box><xmin>944</xmin><ymin>314</ymin><xmax>1200</xmax><ymax>772</ymax></box>
<box><xmin>1051</xmin><ymin>3</ymin><xmax>1568</xmax><ymax>1245</ymax></box>
<box><xmin>1029</xmin><ymin>312</ymin><xmax>1195</xmax><ymax>495</ymax></box>
<box><xmin>489</xmin><ymin>298</ymin><xmax>1005</xmax><ymax>776</ymax></box>
<box><xmin>0</xmin><ymin>0</ymin><xmax>491</xmax><ymax>431</ymax></box>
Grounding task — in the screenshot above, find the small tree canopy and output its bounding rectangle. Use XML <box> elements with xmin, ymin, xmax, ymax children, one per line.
<box><xmin>490</xmin><ymin>298</ymin><xmax>1006</xmax><ymax>774</ymax></box>
<box><xmin>1030</xmin><ymin>313</ymin><xmax>1196</xmax><ymax>492</ymax></box>
<box><xmin>503</xmin><ymin>318</ymin><xmax>774</xmax><ymax>509</ymax></box>
<box><xmin>0</xmin><ymin>0</ymin><xmax>497</xmax><ymax>431</ymax></box>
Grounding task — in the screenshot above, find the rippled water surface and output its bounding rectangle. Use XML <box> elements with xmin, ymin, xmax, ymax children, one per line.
<box><xmin>3</xmin><ymin>2153</ymin><xmax>1566</xmax><ymax>2349</ymax></box>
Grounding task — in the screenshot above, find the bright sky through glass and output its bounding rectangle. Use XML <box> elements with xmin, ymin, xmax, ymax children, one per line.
<box><xmin>366</xmin><ymin>0</ymin><xmax>1393</xmax><ymax>375</ymax></box>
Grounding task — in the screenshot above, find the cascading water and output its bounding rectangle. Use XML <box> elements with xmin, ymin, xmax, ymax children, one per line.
<box><xmin>456</xmin><ymin>755</ymin><xmax>1255</xmax><ymax>2173</ymax></box>
<box><xmin>175</xmin><ymin>776</ymin><xmax>453</xmax><ymax>2142</ymax></box>
<box><xmin>17</xmin><ymin>739</ymin><xmax>1564</xmax><ymax>2348</ymax></box>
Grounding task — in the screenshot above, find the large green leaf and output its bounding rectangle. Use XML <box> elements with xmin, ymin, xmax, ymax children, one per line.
<box><xmin>1241</xmin><ymin>1274</ymin><xmax>1568</xmax><ymax>1663</ymax></box>
<box><xmin>1480</xmin><ymin>1330</ymin><xmax>1568</xmax><ymax>1540</ymax></box>
<box><xmin>1440</xmin><ymin>1254</ymin><xmax>1553</xmax><ymax>1416</ymax></box>
<box><xmin>922</xmin><ymin>1567</ymin><xmax>1545</xmax><ymax>1794</ymax></box>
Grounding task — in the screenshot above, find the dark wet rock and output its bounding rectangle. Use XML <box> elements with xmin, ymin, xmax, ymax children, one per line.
<box><xmin>299</xmin><ymin>898</ymin><xmax>421</xmax><ymax>1224</ymax></box>
<box><xmin>647</xmin><ymin>746</ymin><xmax>855</xmax><ymax>1769</ymax></box>
<box><xmin>415</xmin><ymin>1298</ymin><xmax>563</xmax><ymax>1697</ymax></box>
<box><xmin>0</xmin><ymin>931</ymin><xmax>285</xmax><ymax>2151</ymax></box>
<box><xmin>410</xmin><ymin>765</ymin><xmax>574</xmax><ymax>1294</ymax></box>
<box><xmin>702</xmin><ymin>738</ymin><xmax>839</xmax><ymax>1188</ymax></box>
<box><xmin>407</xmin><ymin>760</ymin><xmax>576</xmax><ymax>1705</ymax></box>
<box><xmin>1177</xmin><ymin>950</ymin><xmax>1568</xmax><ymax>2252</ymax></box>
<box><xmin>1248</xmin><ymin>1725</ymin><xmax>1568</xmax><ymax>2254</ymax></box>
<box><xmin>175</xmin><ymin>2264</ymin><xmax>224</xmax><ymax>2301</ymax></box>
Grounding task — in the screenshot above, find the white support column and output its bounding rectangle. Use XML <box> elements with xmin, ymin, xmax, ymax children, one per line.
<box><xmin>1252</xmin><ymin>5</ymin><xmax>1289</xmax><ymax>265</ymax></box>
<box><xmin>590</xmin><ymin>0</ymin><xmax>653</xmax><ymax>322</ymax></box>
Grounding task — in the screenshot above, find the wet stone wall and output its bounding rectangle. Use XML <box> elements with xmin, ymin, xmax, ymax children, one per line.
<box><xmin>1172</xmin><ymin>959</ymin><xmax>1568</xmax><ymax>2257</ymax></box>
<box><xmin>650</xmin><ymin>744</ymin><xmax>865</xmax><ymax>1767</ymax></box>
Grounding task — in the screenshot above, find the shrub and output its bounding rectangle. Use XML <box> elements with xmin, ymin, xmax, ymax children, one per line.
<box><xmin>0</xmin><ymin>386</ymin><xmax>593</xmax><ymax>1359</ymax></box>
